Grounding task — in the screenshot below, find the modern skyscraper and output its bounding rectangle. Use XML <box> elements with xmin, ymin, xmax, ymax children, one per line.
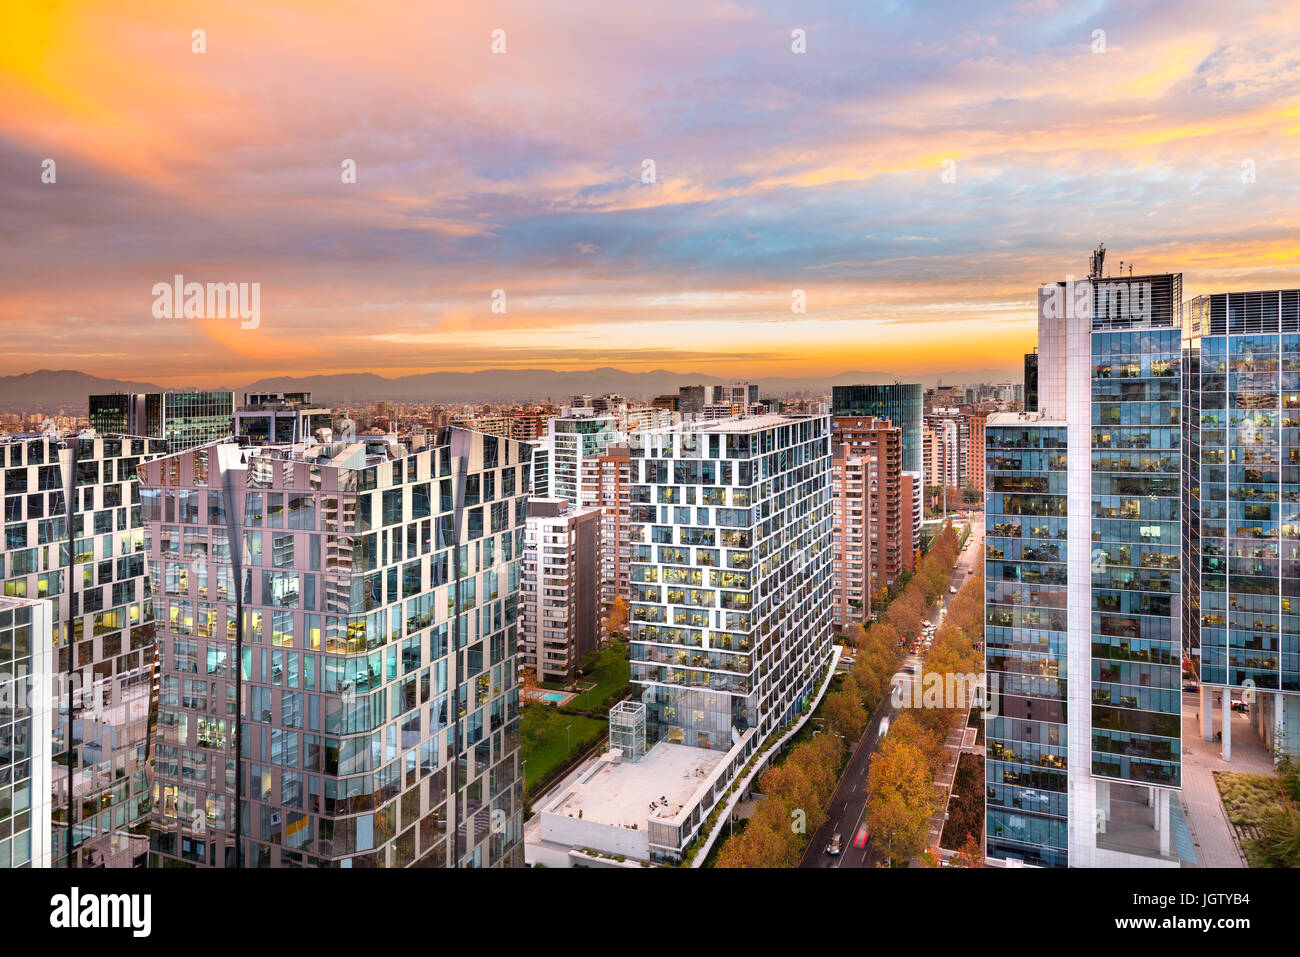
<box><xmin>139</xmin><ymin>429</ymin><xmax>530</xmax><ymax>867</ymax></box>
<box><xmin>0</xmin><ymin>594</ymin><xmax>54</xmax><ymax>868</ymax></box>
<box><xmin>832</xmin><ymin>384</ymin><xmax>923</xmax><ymax>474</ymax></box>
<box><xmin>985</xmin><ymin>266</ymin><xmax>1188</xmax><ymax>868</ymax></box>
<box><xmin>1182</xmin><ymin>289</ymin><xmax>1300</xmax><ymax>756</ymax></box>
<box><xmin>89</xmin><ymin>391</ymin><xmax>235</xmax><ymax>453</ymax></box>
<box><xmin>1</xmin><ymin>431</ymin><xmax>166</xmax><ymax>867</ymax></box>
<box><xmin>518</xmin><ymin>498</ymin><xmax>601</xmax><ymax>684</ymax></box>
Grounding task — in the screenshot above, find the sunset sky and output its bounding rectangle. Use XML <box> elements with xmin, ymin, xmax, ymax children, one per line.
<box><xmin>2</xmin><ymin>0</ymin><xmax>1300</xmax><ymax>387</ymax></box>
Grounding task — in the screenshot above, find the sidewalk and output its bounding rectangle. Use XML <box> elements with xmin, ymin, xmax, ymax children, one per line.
<box><xmin>1178</xmin><ymin>691</ymin><xmax>1277</xmax><ymax>868</ymax></box>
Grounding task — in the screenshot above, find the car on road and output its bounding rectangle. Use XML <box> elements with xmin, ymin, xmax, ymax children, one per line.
<box><xmin>826</xmin><ymin>833</ymin><xmax>842</xmax><ymax>856</ymax></box>
<box><xmin>1182</xmin><ymin>681</ymin><xmax>1198</xmax><ymax>692</ymax></box>
<box><xmin>949</xmin><ymin>586</ymin><xmax>958</xmax><ymax>594</ymax></box>
<box><xmin>853</xmin><ymin>826</ymin><xmax>871</xmax><ymax>849</ymax></box>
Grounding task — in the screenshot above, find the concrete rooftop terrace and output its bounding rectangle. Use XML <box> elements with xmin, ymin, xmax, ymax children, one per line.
<box><xmin>547</xmin><ymin>742</ymin><xmax>726</xmax><ymax>829</ymax></box>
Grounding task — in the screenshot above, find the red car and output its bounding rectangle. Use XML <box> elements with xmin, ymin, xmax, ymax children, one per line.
<box><xmin>853</xmin><ymin>826</ymin><xmax>870</xmax><ymax>849</ymax></box>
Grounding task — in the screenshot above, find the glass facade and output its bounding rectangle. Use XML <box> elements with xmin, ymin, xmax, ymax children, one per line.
<box><xmin>984</xmin><ymin>423</ymin><xmax>1069</xmax><ymax>867</ymax></box>
<box><xmin>88</xmin><ymin>392</ymin><xmax>234</xmax><ymax>453</ymax></box>
<box><xmin>831</xmin><ymin>384</ymin><xmax>923</xmax><ymax>473</ymax></box>
<box><xmin>1184</xmin><ymin>291</ymin><xmax>1300</xmax><ymax>696</ymax></box>
<box><xmin>162</xmin><ymin>392</ymin><xmax>235</xmax><ymax>453</ymax></box>
<box><xmin>141</xmin><ymin>430</ymin><xmax>529</xmax><ymax>867</ymax></box>
<box><xmin>1091</xmin><ymin>327</ymin><xmax>1182</xmax><ymax>786</ymax></box>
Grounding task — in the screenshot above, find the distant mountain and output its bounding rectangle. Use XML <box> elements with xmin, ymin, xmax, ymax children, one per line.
<box><xmin>241</xmin><ymin>367</ymin><xmax>1021</xmax><ymax>404</ymax></box>
<box><xmin>0</xmin><ymin>370</ymin><xmax>166</xmax><ymax>412</ymax></box>
<box><xmin>0</xmin><ymin>366</ymin><xmax>1022</xmax><ymax>411</ymax></box>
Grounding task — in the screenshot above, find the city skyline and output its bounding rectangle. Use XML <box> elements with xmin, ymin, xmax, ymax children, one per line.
<box><xmin>5</xmin><ymin>1</ymin><xmax>1300</xmax><ymax>385</ymax></box>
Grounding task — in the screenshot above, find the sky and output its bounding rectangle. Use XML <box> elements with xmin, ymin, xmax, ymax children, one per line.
<box><xmin>2</xmin><ymin>0</ymin><xmax>1300</xmax><ymax>388</ymax></box>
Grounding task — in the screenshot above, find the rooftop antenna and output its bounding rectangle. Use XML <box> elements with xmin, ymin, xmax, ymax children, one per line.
<box><xmin>1089</xmin><ymin>243</ymin><xmax>1106</xmax><ymax>280</ymax></box>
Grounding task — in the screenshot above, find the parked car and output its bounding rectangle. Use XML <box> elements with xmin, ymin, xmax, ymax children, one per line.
<box><xmin>826</xmin><ymin>833</ymin><xmax>842</xmax><ymax>856</ymax></box>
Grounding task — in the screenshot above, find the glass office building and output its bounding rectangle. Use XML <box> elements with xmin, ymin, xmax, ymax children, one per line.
<box><xmin>984</xmin><ymin>421</ymin><xmax>1069</xmax><ymax>866</ymax></box>
<box><xmin>140</xmin><ymin>429</ymin><xmax>529</xmax><ymax>867</ymax></box>
<box><xmin>88</xmin><ymin>391</ymin><xmax>235</xmax><ymax>453</ymax></box>
<box><xmin>832</xmin><ymin>384</ymin><xmax>923</xmax><ymax>474</ymax></box>
<box><xmin>984</xmin><ymin>268</ymin><xmax>1189</xmax><ymax>867</ymax></box>
<box><xmin>1183</xmin><ymin>290</ymin><xmax>1300</xmax><ymax>756</ymax></box>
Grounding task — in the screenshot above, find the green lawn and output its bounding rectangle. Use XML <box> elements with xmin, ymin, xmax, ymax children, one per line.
<box><xmin>521</xmin><ymin>705</ymin><xmax>606</xmax><ymax>794</ymax></box>
<box><xmin>569</xmin><ymin>640</ymin><xmax>631</xmax><ymax>713</ymax></box>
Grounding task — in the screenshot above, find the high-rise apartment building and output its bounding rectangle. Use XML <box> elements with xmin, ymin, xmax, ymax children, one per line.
<box><xmin>830</xmin><ymin>416</ymin><xmax>907</xmax><ymax>629</ymax></box>
<box><xmin>0</xmin><ymin>594</ymin><xmax>54</xmax><ymax>868</ymax></box>
<box><xmin>579</xmin><ymin>444</ymin><xmax>632</xmax><ymax>640</ymax></box>
<box><xmin>89</xmin><ymin>391</ymin><xmax>235</xmax><ymax>453</ymax></box>
<box><xmin>518</xmin><ymin>499</ymin><xmax>600</xmax><ymax>684</ymax></box>
<box><xmin>1182</xmin><ymin>289</ymin><xmax>1300</xmax><ymax>756</ymax></box>
<box><xmin>831</xmin><ymin>446</ymin><xmax>871</xmax><ymax>627</ymax></box>
<box><xmin>832</xmin><ymin>384</ymin><xmax>923</xmax><ymax>474</ymax></box>
<box><xmin>985</xmin><ymin>267</ymin><xmax>1187</xmax><ymax>868</ymax></box>
<box><xmin>1</xmin><ymin>431</ymin><xmax>167</xmax><ymax>867</ymax></box>
<box><xmin>967</xmin><ymin>413</ymin><xmax>987</xmax><ymax>494</ymax></box>
<box><xmin>532</xmin><ymin>410</ymin><xmax>620</xmax><ymax>502</ymax></box>
<box><xmin>629</xmin><ymin>414</ymin><xmax>834</xmax><ymax>750</ymax></box>
<box><xmin>140</xmin><ymin>429</ymin><xmax>530</xmax><ymax>867</ymax></box>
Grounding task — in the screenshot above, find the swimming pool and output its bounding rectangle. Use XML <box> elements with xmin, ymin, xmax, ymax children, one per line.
<box><xmin>541</xmin><ymin>692</ymin><xmax>568</xmax><ymax>703</ymax></box>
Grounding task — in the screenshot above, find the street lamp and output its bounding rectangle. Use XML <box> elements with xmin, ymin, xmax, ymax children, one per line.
<box><xmin>566</xmin><ymin>723</ymin><xmax>572</xmax><ymax>755</ymax></box>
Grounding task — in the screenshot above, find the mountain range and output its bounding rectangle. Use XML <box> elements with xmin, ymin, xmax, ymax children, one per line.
<box><xmin>0</xmin><ymin>366</ymin><xmax>1022</xmax><ymax>410</ymax></box>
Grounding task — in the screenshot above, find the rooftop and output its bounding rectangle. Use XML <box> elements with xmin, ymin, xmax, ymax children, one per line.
<box><xmin>987</xmin><ymin>411</ymin><xmax>1067</xmax><ymax>427</ymax></box>
<box><xmin>545</xmin><ymin>742</ymin><xmax>726</xmax><ymax>830</ymax></box>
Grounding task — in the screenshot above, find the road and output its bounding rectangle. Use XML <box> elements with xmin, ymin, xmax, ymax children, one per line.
<box><xmin>800</xmin><ymin>514</ymin><xmax>984</xmax><ymax>868</ymax></box>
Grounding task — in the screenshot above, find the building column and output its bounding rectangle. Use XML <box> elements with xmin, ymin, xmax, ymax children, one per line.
<box><xmin>1201</xmin><ymin>686</ymin><xmax>1214</xmax><ymax>741</ymax></box>
<box><xmin>1272</xmin><ymin>692</ymin><xmax>1286</xmax><ymax>764</ymax></box>
<box><xmin>1222</xmin><ymin>690</ymin><xmax>1232</xmax><ymax>763</ymax></box>
<box><xmin>1156</xmin><ymin>789</ymin><xmax>1170</xmax><ymax>857</ymax></box>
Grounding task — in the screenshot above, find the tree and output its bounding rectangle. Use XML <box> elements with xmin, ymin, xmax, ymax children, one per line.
<box><xmin>866</xmin><ymin>736</ymin><xmax>936</xmax><ymax>865</ymax></box>
<box><xmin>825</xmin><ymin>688</ymin><xmax>867</xmax><ymax>742</ymax></box>
<box><xmin>606</xmin><ymin>596</ymin><xmax>629</xmax><ymax>638</ymax></box>
<box><xmin>952</xmin><ymin>832</ymin><xmax>985</xmax><ymax>868</ymax></box>
<box><xmin>866</xmin><ymin>790</ymin><xmax>931</xmax><ymax>867</ymax></box>
<box><xmin>521</xmin><ymin>666</ymin><xmax>544</xmax><ymax>701</ymax></box>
